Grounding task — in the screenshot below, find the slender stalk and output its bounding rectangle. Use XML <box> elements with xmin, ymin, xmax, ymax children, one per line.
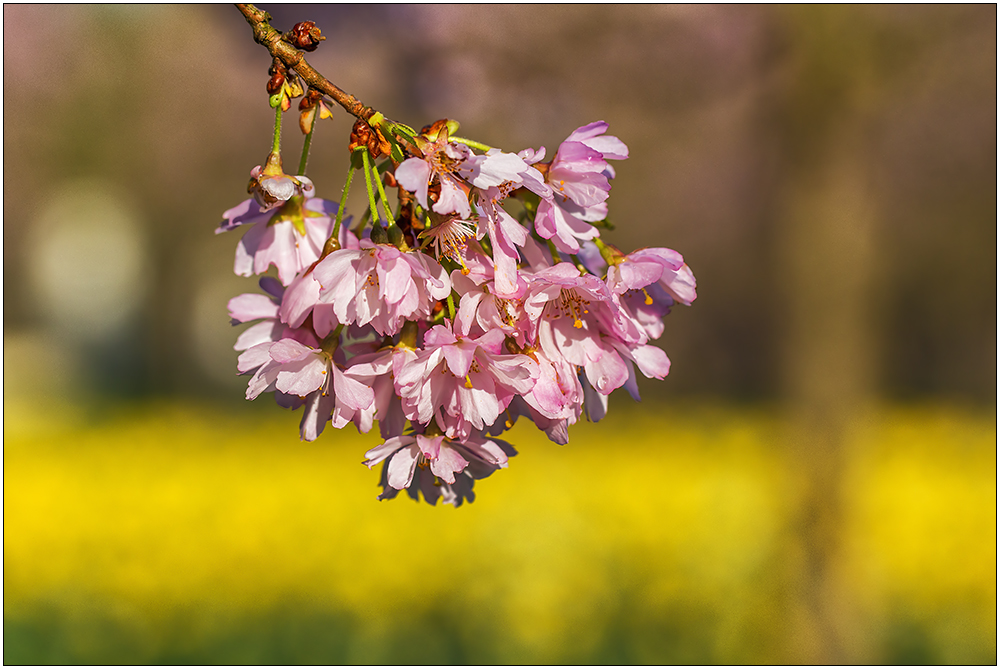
<box><xmin>446</xmin><ymin>293</ymin><xmax>457</xmax><ymax>321</ymax></box>
<box><xmin>546</xmin><ymin>239</ymin><xmax>562</xmax><ymax>265</ymax></box>
<box><xmin>361</xmin><ymin>150</ymin><xmax>381</xmax><ymax>227</ymax></box>
<box><xmin>297</xmin><ymin>108</ymin><xmax>318</xmax><ymax>175</ymax></box>
<box><xmin>331</xmin><ymin>160</ymin><xmax>358</xmax><ymax>244</ymax></box>
<box><xmin>450</xmin><ymin>136</ymin><xmax>492</xmax><ymax>152</ymax></box>
<box><xmin>370</xmin><ymin>161</ymin><xmax>395</xmax><ymax>225</ymax></box>
<box><xmin>272</xmin><ymin>103</ymin><xmax>282</xmax><ymax>154</ymax></box>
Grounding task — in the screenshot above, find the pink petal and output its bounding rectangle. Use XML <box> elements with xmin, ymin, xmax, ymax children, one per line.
<box><xmin>234</xmin><ymin>321</ymin><xmax>282</xmax><ymax>351</ymax></box>
<box><xmin>429</xmin><ymin>444</ymin><xmax>469</xmax><ymax>484</ymax></box>
<box><xmin>333</xmin><ymin>366</ymin><xmax>376</xmax><ymax>410</ymax></box>
<box><xmin>237</xmin><ymin>342</ymin><xmax>274</xmax><ymax>374</ymax></box>
<box><xmin>269</xmin><ymin>339</ymin><xmax>314</xmax><ymax>364</ymax></box>
<box><xmin>394</xmin><ymin>159</ymin><xmax>431</xmax><ymax>209</ymax></box>
<box><xmin>364</xmin><ymin>435</ymin><xmax>415</xmax><ymax>468</ymax></box>
<box><xmin>387</xmin><ymin>443</ymin><xmax>421</xmax><ymax>489</ymax></box>
<box><xmin>416</xmin><ymin>434</ymin><xmax>445</xmax><ymax>459</ymax></box>
<box><xmin>228</xmin><ymin>293</ymin><xmax>279</xmax><ymax>323</ymax></box>
<box><xmin>584</xmin><ymin>345</ymin><xmax>628</xmax><ymax>395</ymax></box>
<box><xmin>275</xmin><ymin>355</ymin><xmax>328</xmax><ymax>396</ymax></box>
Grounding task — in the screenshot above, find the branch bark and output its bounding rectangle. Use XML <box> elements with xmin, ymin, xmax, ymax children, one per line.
<box><xmin>235</xmin><ymin>3</ymin><xmax>375</xmax><ymax>122</ymax></box>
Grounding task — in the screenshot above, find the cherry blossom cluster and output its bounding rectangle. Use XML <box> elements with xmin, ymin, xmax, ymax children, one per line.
<box><xmin>217</xmin><ymin>116</ymin><xmax>696</xmax><ymax>507</ymax></box>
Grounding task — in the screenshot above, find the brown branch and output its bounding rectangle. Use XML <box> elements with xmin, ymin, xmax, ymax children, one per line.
<box><xmin>235</xmin><ymin>3</ymin><xmax>375</xmax><ymax>122</ymax></box>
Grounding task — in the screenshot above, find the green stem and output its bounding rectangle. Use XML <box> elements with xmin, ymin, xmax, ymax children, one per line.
<box><xmin>446</xmin><ymin>293</ymin><xmax>457</xmax><ymax>321</ymax></box>
<box><xmin>450</xmin><ymin>136</ymin><xmax>492</xmax><ymax>152</ymax></box>
<box><xmin>331</xmin><ymin>161</ymin><xmax>357</xmax><ymax>244</ymax></box>
<box><xmin>297</xmin><ymin>108</ymin><xmax>318</xmax><ymax>176</ymax></box>
<box><xmin>570</xmin><ymin>254</ymin><xmax>589</xmax><ymax>274</ymax></box>
<box><xmin>546</xmin><ymin>239</ymin><xmax>562</xmax><ymax>265</ymax></box>
<box><xmin>369</xmin><ymin>160</ymin><xmax>395</xmax><ymax>225</ymax></box>
<box><xmin>361</xmin><ymin>150</ymin><xmax>381</xmax><ymax>228</ymax></box>
<box><xmin>272</xmin><ymin>103</ymin><xmax>282</xmax><ymax>154</ymax></box>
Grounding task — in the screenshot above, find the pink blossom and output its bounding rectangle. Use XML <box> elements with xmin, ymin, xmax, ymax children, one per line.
<box><xmin>525</xmin><ymin>263</ymin><xmax>634</xmax><ymax>395</ymax></box>
<box><xmin>228</xmin><ymin>277</ymin><xmax>319</xmax><ymax>351</ymax></box>
<box><xmin>393</xmin><ymin>325</ymin><xmax>538</xmax><ymax>441</ymax></box>
<box><xmin>606</xmin><ymin>247</ymin><xmax>697</xmax><ymax>341</ymax></box>
<box><xmin>395</xmin><ymin>134</ymin><xmax>474</xmax><ymax>218</ymax></box>
<box><xmin>451</xmin><ymin>263</ymin><xmax>532</xmax><ymax>345</ymax></box>
<box><xmin>534</xmin><ymin>121</ymin><xmax>628</xmax><ymax>254</ymax></box>
<box><xmin>311</xmin><ymin>239</ymin><xmax>451</xmax><ymax>336</ymax></box>
<box><xmin>237</xmin><ymin>338</ymin><xmax>375</xmax><ymax>441</ymax></box>
<box><xmin>606</xmin><ymin>247</ymin><xmax>697</xmax><ymax>307</ymax></box>
<box><xmin>277</xmin><ymin>225</ymin><xmax>361</xmax><ymax>339</ymax></box>
<box><xmin>218</xmin><ymin>195</ymin><xmax>338</xmax><ymax>286</ymax></box>
<box><xmin>364</xmin><ymin>431</ymin><xmax>515</xmax><ymax>506</ymax></box>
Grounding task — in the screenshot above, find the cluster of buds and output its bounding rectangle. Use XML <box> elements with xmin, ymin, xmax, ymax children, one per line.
<box><xmin>218</xmin><ymin>108</ymin><xmax>696</xmax><ymax>506</ymax></box>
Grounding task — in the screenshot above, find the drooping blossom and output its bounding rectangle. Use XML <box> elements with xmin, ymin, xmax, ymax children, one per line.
<box><xmin>394</xmin><ymin>122</ymin><xmax>474</xmax><ymax>218</ymax></box>
<box><xmin>393</xmin><ymin>325</ymin><xmax>538</xmax><ymax>441</ymax></box>
<box><xmin>218</xmin><ymin>192</ymin><xmax>338</xmax><ymax>286</ymax></box>
<box><xmin>364</xmin><ymin>430</ymin><xmax>515</xmax><ymax>506</ymax></box>
<box><xmin>237</xmin><ymin>338</ymin><xmax>375</xmax><ymax>441</ymax></box>
<box><xmin>311</xmin><ymin>239</ymin><xmax>451</xmax><ymax>336</ymax></box>
<box><xmin>605</xmin><ymin>245</ymin><xmax>698</xmax><ymax>341</ymax></box>
<box><xmin>219</xmin><ymin>110</ymin><xmax>696</xmax><ymax>508</ymax></box>
<box><xmin>534</xmin><ymin>121</ymin><xmax>628</xmax><ymax>253</ymax></box>
<box><xmin>228</xmin><ymin>276</ymin><xmax>319</xmax><ymax>351</ymax></box>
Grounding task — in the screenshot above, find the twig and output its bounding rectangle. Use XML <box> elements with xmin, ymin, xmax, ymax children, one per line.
<box><xmin>235</xmin><ymin>4</ymin><xmax>375</xmax><ymax>122</ymax></box>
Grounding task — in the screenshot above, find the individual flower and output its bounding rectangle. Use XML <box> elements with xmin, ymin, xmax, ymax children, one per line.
<box><xmin>311</xmin><ymin>239</ymin><xmax>451</xmax><ymax>336</ymax></box>
<box><xmin>394</xmin><ymin>121</ymin><xmax>474</xmax><ymax>218</ymax></box>
<box><xmin>363</xmin><ymin>430</ymin><xmax>515</xmax><ymax>506</ymax></box>
<box><xmin>393</xmin><ymin>325</ymin><xmax>538</xmax><ymax>441</ymax></box>
<box><xmin>451</xmin><ymin>256</ymin><xmax>532</xmax><ymax>345</ymax></box>
<box><xmin>525</xmin><ymin>263</ymin><xmax>634</xmax><ymax>395</ymax></box>
<box><xmin>228</xmin><ymin>276</ymin><xmax>319</xmax><ymax>351</ymax></box>
<box><xmin>604</xmin><ymin>245</ymin><xmax>697</xmax><ymax>341</ymax></box>
<box><xmin>217</xmin><ymin>191</ymin><xmax>338</xmax><ymax>286</ymax></box>
<box><xmin>534</xmin><ymin>121</ymin><xmax>628</xmax><ymax>254</ymax></box>
<box><xmin>247</xmin><ymin>152</ymin><xmax>313</xmax><ymax>211</ymax></box>
<box><xmin>605</xmin><ymin>247</ymin><xmax>697</xmax><ymax>307</ymax></box>
<box><xmin>237</xmin><ymin>338</ymin><xmax>375</xmax><ymax>441</ymax></box>
<box><xmin>277</xmin><ymin>223</ymin><xmax>360</xmax><ymax>339</ymax></box>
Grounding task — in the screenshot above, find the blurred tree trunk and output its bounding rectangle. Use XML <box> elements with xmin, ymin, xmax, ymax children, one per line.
<box><xmin>773</xmin><ymin>7</ymin><xmax>881</xmax><ymax>663</ymax></box>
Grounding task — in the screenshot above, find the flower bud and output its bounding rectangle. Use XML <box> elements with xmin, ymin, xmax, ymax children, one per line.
<box><xmin>247</xmin><ymin>152</ymin><xmax>313</xmax><ymax>211</ymax></box>
<box><xmin>370</xmin><ymin>224</ymin><xmax>389</xmax><ymax>245</ymax></box>
<box><xmin>287</xmin><ymin>21</ymin><xmax>325</xmax><ymax>52</ymax></box>
<box><xmin>348</xmin><ymin>119</ymin><xmax>391</xmax><ymax>160</ymax></box>
<box><xmin>267</xmin><ymin>58</ymin><xmax>287</xmax><ymax>95</ymax></box>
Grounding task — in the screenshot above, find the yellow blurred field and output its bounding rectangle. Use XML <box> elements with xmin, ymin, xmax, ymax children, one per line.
<box><xmin>3</xmin><ymin>401</ymin><xmax>995</xmax><ymax>663</ymax></box>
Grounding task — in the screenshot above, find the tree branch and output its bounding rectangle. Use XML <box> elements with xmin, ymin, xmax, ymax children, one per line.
<box><xmin>235</xmin><ymin>3</ymin><xmax>375</xmax><ymax>122</ymax></box>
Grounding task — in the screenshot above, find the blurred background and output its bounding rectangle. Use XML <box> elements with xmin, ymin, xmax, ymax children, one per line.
<box><xmin>4</xmin><ymin>4</ymin><xmax>995</xmax><ymax>664</ymax></box>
